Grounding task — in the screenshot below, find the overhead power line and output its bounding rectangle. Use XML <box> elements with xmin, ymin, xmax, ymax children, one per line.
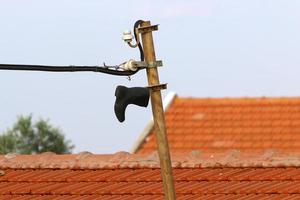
<box><xmin>0</xmin><ymin>63</ymin><xmax>138</xmax><ymax>76</ymax></box>
<box><xmin>0</xmin><ymin>20</ymin><xmax>145</xmax><ymax>77</ymax></box>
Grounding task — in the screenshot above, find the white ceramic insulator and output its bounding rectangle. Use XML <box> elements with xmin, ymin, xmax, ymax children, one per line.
<box><xmin>122</xmin><ymin>30</ymin><xmax>133</xmax><ymax>42</ymax></box>
<box><xmin>124</xmin><ymin>59</ymin><xmax>137</xmax><ymax>71</ymax></box>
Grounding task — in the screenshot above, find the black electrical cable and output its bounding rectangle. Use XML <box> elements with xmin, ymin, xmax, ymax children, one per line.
<box><xmin>134</xmin><ymin>20</ymin><xmax>145</xmax><ymax>61</ymax></box>
<box><xmin>0</xmin><ymin>20</ymin><xmax>145</xmax><ymax>76</ymax></box>
<box><xmin>0</xmin><ymin>64</ymin><xmax>136</xmax><ymax>76</ymax></box>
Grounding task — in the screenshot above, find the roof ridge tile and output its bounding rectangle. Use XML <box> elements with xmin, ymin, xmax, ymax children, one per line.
<box><xmin>2</xmin><ymin>151</ymin><xmax>300</xmax><ymax>169</ymax></box>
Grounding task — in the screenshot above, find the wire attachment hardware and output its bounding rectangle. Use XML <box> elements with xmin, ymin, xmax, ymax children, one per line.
<box><xmin>122</xmin><ymin>30</ymin><xmax>134</xmax><ymax>43</ymax></box>
<box><xmin>122</xmin><ymin>27</ymin><xmax>141</xmax><ymax>48</ymax></box>
<box><xmin>122</xmin><ymin>60</ymin><xmax>163</xmax><ymax>71</ymax></box>
<box><xmin>122</xmin><ymin>24</ymin><xmax>159</xmax><ymax>48</ymax></box>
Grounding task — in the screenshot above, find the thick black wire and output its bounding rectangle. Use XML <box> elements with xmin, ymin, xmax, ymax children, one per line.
<box><xmin>0</xmin><ymin>20</ymin><xmax>145</xmax><ymax>76</ymax></box>
<box><xmin>0</xmin><ymin>64</ymin><xmax>136</xmax><ymax>76</ymax></box>
<box><xmin>134</xmin><ymin>20</ymin><xmax>145</xmax><ymax>61</ymax></box>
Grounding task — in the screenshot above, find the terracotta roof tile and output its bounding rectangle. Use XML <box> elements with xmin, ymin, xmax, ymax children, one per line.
<box><xmin>0</xmin><ymin>153</ymin><xmax>300</xmax><ymax>199</ymax></box>
<box><xmin>135</xmin><ymin>96</ymin><xmax>300</xmax><ymax>154</ymax></box>
<box><xmin>2</xmin><ymin>194</ymin><xmax>300</xmax><ymax>200</ymax></box>
<box><xmin>2</xmin><ymin>151</ymin><xmax>300</xmax><ymax>169</ymax></box>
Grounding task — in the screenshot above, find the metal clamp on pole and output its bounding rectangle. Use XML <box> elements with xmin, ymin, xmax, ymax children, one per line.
<box><xmin>137</xmin><ymin>24</ymin><xmax>159</xmax><ymax>34</ymax></box>
<box><xmin>147</xmin><ymin>83</ymin><xmax>167</xmax><ymax>91</ymax></box>
<box><xmin>132</xmin><ymin>60</ymin><xmax>163</xmax><ymax>69</ymax></box>
<box><xmin>123</xmin><ymin>60</ymin><xmax>163</xmax><ymax>71</ymax></box>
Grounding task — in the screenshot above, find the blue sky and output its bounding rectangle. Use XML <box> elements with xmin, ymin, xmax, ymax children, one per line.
<box><xmin>0</xmin><ymin>0</ymin><xmax>299</xmax><ymax>153</ymax></box>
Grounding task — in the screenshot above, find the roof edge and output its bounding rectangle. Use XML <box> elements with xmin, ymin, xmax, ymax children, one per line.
<box><xmin>2</xmin><ymin>150</ymin><xmax>300</xmax><ymax>169</ymax></box>
<box><xmin>129</xmin><ymin>92</ymin><xmax>177</xmax><ymax>153</ymax></box>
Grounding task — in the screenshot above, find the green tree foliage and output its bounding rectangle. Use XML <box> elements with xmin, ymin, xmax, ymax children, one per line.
<box><xmin>0</xmin><ymin>115</ymin><xmax>74</xmax><ymax>154</ymax></box>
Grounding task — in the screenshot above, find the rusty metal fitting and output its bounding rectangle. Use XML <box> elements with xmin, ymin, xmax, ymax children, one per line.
<box><xmin>147</xmin><ymin>83</ymin><xmax>167</xmax><ymax>91</ymax></box>
<box><xmin>132</xmin><ymin>60</ymin><xmax>163</xmax><ymax>69</ymax></box>
<box><xmin>137</xmin><ymin>24</ymin><xmax>159</xmax><ymax>34</ymax></box>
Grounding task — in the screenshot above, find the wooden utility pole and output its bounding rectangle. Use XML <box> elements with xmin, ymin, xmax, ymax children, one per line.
<box><xmin>139</xmin><ymin>21</ymin><xmax>176</xmax><ymax>200</ymax></box>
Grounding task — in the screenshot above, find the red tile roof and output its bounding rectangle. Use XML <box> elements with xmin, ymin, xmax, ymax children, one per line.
<box><xmin>1</xmin><ymin>151</ymin><xmax>300</xmax><ymax>199</ymax></box>
<box><xmin>134</xmin><ymin>96</ymin><xmax>300</xmax><ymax>154</ymax></box>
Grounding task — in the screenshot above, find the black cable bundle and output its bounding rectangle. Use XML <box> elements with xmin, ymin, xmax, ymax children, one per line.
<box><xmin>0</xmin><ymin>64</ymin><xmax>136</xmax><ymax>76</ymax></box>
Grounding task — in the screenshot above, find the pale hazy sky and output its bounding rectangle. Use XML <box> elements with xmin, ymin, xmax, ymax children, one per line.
<box><xmin>0</xmin><ymin>0</ymin><xmax>299</xmax><ymax>153</ymax></box>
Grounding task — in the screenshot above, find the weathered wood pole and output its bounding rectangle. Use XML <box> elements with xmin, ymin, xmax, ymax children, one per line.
<box><xmin>140</xmin><ymin>21</ymin><xmax>176</xmax><ymax>200</ymax></box>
